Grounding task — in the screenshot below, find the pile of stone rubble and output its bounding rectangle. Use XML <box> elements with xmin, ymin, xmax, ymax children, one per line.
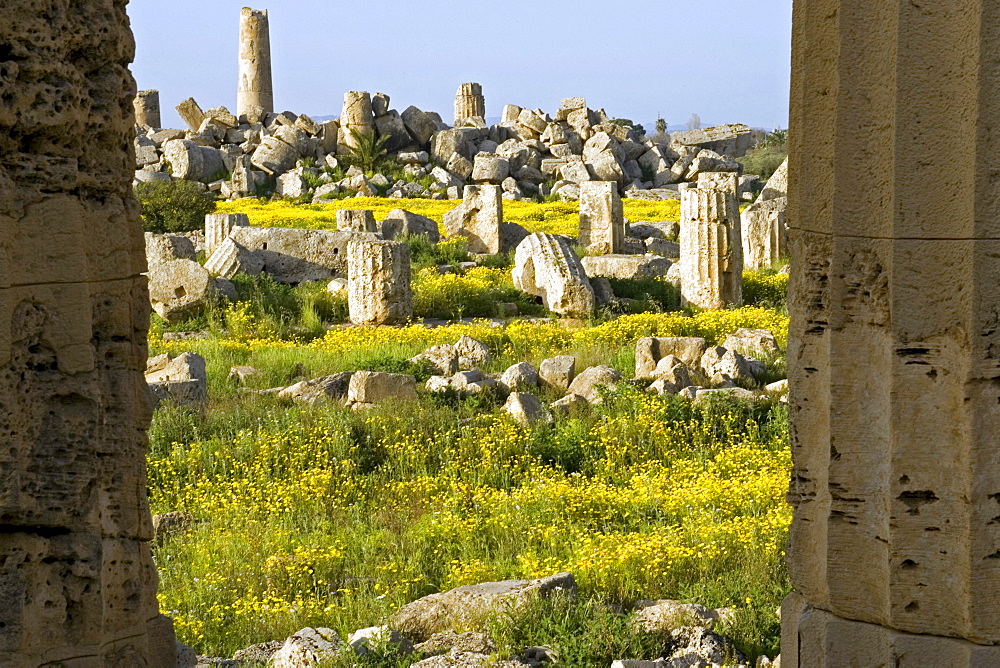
<box><xmin>134</xmin><ymin>86</ymin><xmax>760</xmax><ymax>204</ymax></box>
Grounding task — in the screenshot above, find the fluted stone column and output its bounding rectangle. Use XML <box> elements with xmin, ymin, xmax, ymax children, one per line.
<box><xmin>134</xmin><ymin>89</ymin><xmax>161</xmax><ymax>128</ymax></box>
<box><xmin>338</xmin><ymin>91</ymin><xmax>374</xmax><ymax>155</ymax></box>
<box><xmin>741</xmin><ymin>197</ymin><xmax>787</xmax><ymax>271</ymax></box>
<box><xmin>679</xmin><ymin>187</ymin><xmax>742</xmax><ymax>309</ymax></box>
<box><xmin>579</xmin><ymin>181</ymin><xmax>624</xmax><ymax>254</ymax></box>
<box><xmin>237</xmin><ymin>7</ymin><xmax>273</xmax><ymax>118</ymax></box>
<box><xmin>454</xmin><ymin>82</ymin><xmax>486</xmax><ymax>124</ymax></box>
<box><xmin>783</xmin><ymin>1</ymin><xmax>1000</xmax><ymax>664</ymax></box>
<box><xmin>347</xmin><ymin>238</ymin><xmax>413</xmax><ymax>325</ymax></box>
<box><xmin>205</xmin><ymin>212</ymin><xmax>250</xmax><ymax>256</ymax></box>
<box><xmin>0</xmin><ymin>2</ymin><xmax>173</xmax><ymax>665</ymax></box>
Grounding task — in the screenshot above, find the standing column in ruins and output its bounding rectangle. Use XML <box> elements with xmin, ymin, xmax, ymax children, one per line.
<box><xmin>454</xmin><ymin>82</ymin><xmax>486</xmax><ymax>124</ymax></box>
<box><xmin>0</xmin><ymin>2</ymin><xmax>174</xmax><ymax>665</ymax></box>
<box><xmin>678</xmin><ymin>187</ymin><xmax>742</xmax><ymax>309</ymax></box>
<box><xmin>237</xmin><ymin>7</ymin><xmax>274</xmax><ymax>118</ymax></box>
<box><xmin>134</xmin><ymin>89</ymin><xmax>161</xmax><ymax>128</ymax></box>
<box><xmin>347</xmin><ymin>238</ymin><xmax>413</xmax><ymax>325</ymax></box>
<box><xmin>579</xmin><ymin>181</ymin><xmax>624</xmax><ymax>254</ymax></box>
<box><xmin>783</xmin><ymin>1</ymin><xmax>1000</xmax><ymax>664</ymax></box>
<box><xmin>338</xmin><ymin>91</ymin><xmax>374</xmax><ymax>154</ymax></box>
<box><xmin>741</xmin><ymin>197</ymin><xmax>787</xmax><ymax>270</ymax></box>
<box><xmin>205</xmin><ymin>213</ymin><xmax>250</xmax><ymax>256</ymax></box>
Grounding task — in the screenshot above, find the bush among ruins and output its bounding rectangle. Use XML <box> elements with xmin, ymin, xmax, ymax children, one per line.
<box><xmin>136</xmin><ymin>179</ymin><xmax>218</xmax><ymax>233</ymax></box>
<box><xmin>738</xmin><ymin>129</ymin><xmax>788</xmax><ymax>181</ymax></box>
<box><xmin>743</xmin><ymin>269</ymin><xmax>789</xmax><ymax>311</ymax></box>
<box><xmin>344</xmin><ymin>127</ymin><xmax>390</xmax><ymax>173</ymax></box>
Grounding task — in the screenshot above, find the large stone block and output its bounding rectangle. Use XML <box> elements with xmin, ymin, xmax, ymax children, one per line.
<box><xmin>741</xmin><ymin>197</ymin><xmax>787</xmax><ymax>270</ymax></box>
<box><xmin>513</xmin><ymin>233</ymin><xmax>594</xmax><ymax>317</ymax></box>
<box><xmin>347</xmin><ymin>238</ymin><xmax>413</xmax><ymax>325</ymax></box>
<box><xmin>444</xmin><ymin>185</ymin><xmax>503</xmax><ymax>254</ymax></box>
<box><xmin>230</xmin><ymin>226</ymin><xmax>372</xmax><ymax>283</ymax></box>
<box><xmin>579</xmin><ymin>181</ymin><xmax>625</xmax><ymax>254</ymax></box>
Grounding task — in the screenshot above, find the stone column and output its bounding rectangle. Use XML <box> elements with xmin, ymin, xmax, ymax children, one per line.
<box><xmin>337</xmin><ymin>209</ymin><xmax>378</xmax><ymax>233</ymax></box>
<box><xmin>443</xmin><ymin>185</ymin><xmax>503</xmax><ymax>254</ymax></box>
<box><xmin>338</xmin><ymin>91</ymin><xmax>374</xmax><ymax>155</ymax></box>
<box><xmin>0</xmin><ymin>2</ymin><xmax>173</xmax><ymax>665</ymax></box>
<box><xmin>347</xmin><ymin>238</ymin><xmax>413</xmax><ymax>325</ymax></box>
<box><xmin>783</xmin><ymin>1</ymin><xmax>1000</xmax><ymax>664</ymax></box>
<box><xmin>176</xmin><ymin>96</ymin><xmax>206</xmax><ymax>131</ymax></box>
<box><xmin>678</xmin><ymin>187</ymin><xmax>742</xmax><ymax>309</ymax></box>
<box><xmin>205</xmin><ymin>212</ymin><xmax>250</xmax><ymax>256</ymax></box>
<box><xmin>454</xmin><ymin>82</ymin><xmax>485</xmax><ymax>124</ymax></box>
<box><xmin>579</xmin><ymin>181</ymin><xmax>624</xmax><ymax>254</ymax></box>
<box><xmin>741</xmin><ymin>197</ymin><xmax>787</xmax><ymax>271</ymax></box>
<box><xmin>134</xmin><ymin>89</ymin><xmax>161</xmax><ymax>128</ymax></box>
<box><xmin>237</xmin><ymin>7</ymin><xmax>274</xmax><ymax>118</ymax></box>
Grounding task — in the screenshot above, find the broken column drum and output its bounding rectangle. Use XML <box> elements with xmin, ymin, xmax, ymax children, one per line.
<box><xmin>579</xmin><ymin>181</ymin><xmax>624</xmax><ymax>254</ymax></box>
<box><xmin>237</xmin><ymin>7</ymin><xmax>274</xmax><ymax>118</ymax></box>
<box><xmin>678</xmin><ymin>187</ymin><xmax>742</xmax><ymax>309</ymax></box>
<box><xmin>783</xmin><ymin>0</ymin><xmax>1000</xmax><ymax>664</ymax></box>
<box><xmin>134</xmin><ymin>89</ymin><xmax>161</xmax><ymax>128</ymax></box>
<box><xmin>454</xmin><ymin>82</ymin><xmax>486</xmax><ymax>123</ymax></box>
<box><xmin>339</xmin><ymin>91</ymin><xmax>374</xmax><ymax>154</ymax></box>
<box><xmin>205</xmin><ymin>212</ymin><xmax>250</xmax><ymax>256</ymax></box>
<box><xmin>0</xmin><ymin>1</ymin><xmax>174</xmax><ymax>665</ymax></box>
<box><xmin>347</xmin><ymin>238</ymin><xmax>413</xmax><ymax>325</ymax></box>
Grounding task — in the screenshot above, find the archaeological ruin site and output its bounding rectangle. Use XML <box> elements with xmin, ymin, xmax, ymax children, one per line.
<box><xmin>1</xmin><ymin>0</ymin><xmax>994</xmax><ymax>666</ymax></box>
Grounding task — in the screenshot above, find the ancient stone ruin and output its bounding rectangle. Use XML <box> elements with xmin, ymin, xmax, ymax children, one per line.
<box><xmin>347</xmin><ymin>238</ymin><xmax>413</xmax><ymax>325</ymax></box>
<box><xmin>783</xmin><ymin>0</ymin><xmax>1000</xmax><ymax>664</ymax></box>
<box><xmin>237</xmin><ymin>7</ymin><xmax>273</xmax><ymax>119</ymax></box>
<box><xmin>678</xmin><ymin>187</ymin><xmax>742</xmax><ymax>309</ymax></box>
<box><xmin>0</xmin><ymin>2</ymin><xmax>174</xmax><ymax>665</ymax></box>
<box><xmin>579</xmin><ymin>180</ymin><xmax>625</xmax><ymax>254</ymax></box>
<box><xmin>134</xmin><ymin>88</ymin><xmax>161</xmax><ymax>129</ymax></box>
<box><xmin>454</xmin><ymin>82</ymin><xmax>486</xmax><ymax>124</ymax></box>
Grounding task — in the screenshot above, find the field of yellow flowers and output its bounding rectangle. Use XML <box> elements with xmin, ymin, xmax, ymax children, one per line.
<box><xmin>216</xmin><ymin>197</ymin><xmax>682</xmax><ymax>237</ymax></box>
<box><xmin>149</xmin><ymin>198</ymin><xmax>791</xmax><ymax>663</ymax></box>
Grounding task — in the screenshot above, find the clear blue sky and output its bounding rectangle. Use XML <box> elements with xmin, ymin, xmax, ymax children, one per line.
<box><xmin>130</xmin><ymin>1</ymin><xmax>792</xmax><ymax>132</ymax></box>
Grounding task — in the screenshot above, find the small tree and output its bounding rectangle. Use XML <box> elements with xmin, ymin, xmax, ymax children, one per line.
<box><xmin>687</xmin><ymin>113</ymin><xmax>701</xmax><ymax>131</ymax></box>
<box><xmin>136</xmin><ymin>179</ymin><xmax>217</xmax><ymax>233</ymax></box>
<box><xmin>655</xmin><ymin>117</ymin><xmax>667</xmax><ymax>135</ymax></box>
<box><xmin>344</xmin><ymin>127</ymin><xmax>389</xmax><ymax>174</ymax></box>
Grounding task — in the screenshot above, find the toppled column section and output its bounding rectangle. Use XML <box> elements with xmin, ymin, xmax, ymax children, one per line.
<box><xmin>205</xmin><ymin>212</ymin><xmax>250</xmax><ymax>256</ymax></box>
<box><xmin>348</xmin><ymin>238</ymin><xmax>413</xmax><ymax>325</ymax></box>
<box><xmin>444</xmin><ymin>185</ymin><xmax>502</xmax><ymax>253</ymax></box>
<box><xmin>0</xmin><ymin>3</ymin><xmax>173</xmax><ymax>664</ymax></box>
<box><xmin>237</xmin><ymin>7</ymin><xmax>274</xmax><ymax>118</ymax></box>
<box><xmin>741</xmin><ymin>197</ymin><xmax>787</xmax><ymax>270</ymax></box>
<box><xmin>134</xmin><ymin>89</ymin><xmax>161</xmax><ymax>128</ymax></box>
<box><xmin>513</xmin><ymin>233</ymin><xmax>595</xmax><ymax>317</ymax></box>
<box><xmin>579</xmin><ymin>181</ymin><xmax>624</xmax><ymax>254</ymax></box>
<box><xmin>783</xmin><ymin>1</ymin><xmax>1000</xmax><ymax>663</ymax></box>
<box><xmin>339</xmin><ymin>91</ymin><xmax>374</xmax><ymax>154</ymax></box>
<box><xmin>176</xmin><ymin>96</ymin><xmax>206</xmax><ymax>131</ymax></box>
<box><xmin>454</xmin><ymin>82</ymin><xmax>486</xmax><ymax>124</ymax></box>
<box><xmin>679</xmin><ymin>187</ymin><xmax>742</xmax><ymax>309</ymax></box>
<box><xmin>337</xmin><ymin>209</ymin><xmax>378</xmax><ymax>233</ymax></box>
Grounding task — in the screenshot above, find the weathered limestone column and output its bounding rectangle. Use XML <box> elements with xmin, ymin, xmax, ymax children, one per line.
<box><xmin>347</xmin><ymin>238</ymin><xmax>413</xmax><ymax>325</ymax></box>
<box><xmin>454</xmin><ymin>82</ymin><xmax>486</xmax><ymax>124</ymax></box>
<box><xmin>579</xmin><ymin>181</ymin><xmax>624</xmax><ymax>254</ymax></box>
<box><xmin>176</xmin><ymin>96</ymin><xmax>206</xmax><ymax>131</ymax></box>
<box><xmin>205</xmin><ymin>212</ymin><xmax>250</xmax><ymax>256</ymax></box>
<box><xmin>783</xmin><ymin>1</ymin><xmax>1000</xmax><ymax>664</ymax></box>
<box><xmin>338</xmin><ymin>91</ymin><xmax>374</xmax><ymax>154</ymax></box>
<box><xmin>134</xmin><ymin>89</ymin><xmax>161</xmax><ymax>128</ymax></box>
<box><xmin>741</xmin><ymin>197</ymin><xmax>787</xmax><ymax>270</ymax></box>
<box><xmin>337</xmin><ymin>209</ymin><xmax>378</xmax><ymax>233</ymax></box>
<box><xmin>0</xmin><ymin>2</ymin><xmax>173</xmax><ymax>666</ymax></box>
<box><xmin>679</xmin><ymin>187</ymin><xmax>742</xmax><ymax>309</ymax></box>
<box><xmin>237</xmin><ymin>7</ymin><xmax>274</xmax><ymax>118</ymax></box>
<box><xmin>443</xmin><ymin>185</ymin><xmax>503</xmax><ymax>254</ymax></box>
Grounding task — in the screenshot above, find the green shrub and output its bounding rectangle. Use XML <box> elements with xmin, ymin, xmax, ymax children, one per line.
<box><xmin>743</xmin><ymin>270</ymin><xmax>788</xmax><ymax>311</ymax></box>
<box><xmin>136</xmin><ymin>179</ymin><xmax>217</xmax><ymax>233</ymax></box>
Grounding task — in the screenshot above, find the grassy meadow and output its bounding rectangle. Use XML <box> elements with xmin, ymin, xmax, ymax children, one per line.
<box><xmin>150</xmin><ymin>197</ymin><xmax>792</xmax><ymax>665</ymax></box>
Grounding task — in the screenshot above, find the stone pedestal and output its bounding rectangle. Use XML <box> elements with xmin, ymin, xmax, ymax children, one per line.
<box><xmin>134</xmin><ymin>89</ymin><xmax>161</xmax><ymax>128</ymax></box>
<box><xmin>454</xmin><ymin>82</ymin><xmax>485</xmax><ymax>123</ymax></box>
<box><xmin>237</xmin><ymin>7</ymin><xmax>273</xmax><ymax>118</ymax></box>
<box><xmin>579</xmin><ymin>181</ymin><xmax>624</xmax><ymax>254</ymax></box>
<box><xmin>347</xmin><ymin>238</ymin><xmax>413</xmax><ymax>325</ymax></box>
<box><xmin>784</xmin><ymin>0</ymin><xmax>1000</xmax><ymax>663</ymax></box>
<box><xmin>339</xmin><ymin>91</ymin><xmax>374</xmax><ymax>154</ymax></box>
<box><xmin>205</xmin><ymin>213</ymin><xmax>250</xmax><ymax>256</ymax></box>
<box><xmin>0</xmin><ymin>2</ymin><xmax>171</xmax><ymax>665</ymax></box>
<box><xmin>679</xmin><ymin>187</ymin><xmax>742</xmax><ymax>309</ymax></box>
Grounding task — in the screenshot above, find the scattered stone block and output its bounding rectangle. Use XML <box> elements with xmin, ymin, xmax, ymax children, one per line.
<box><xmin>512</xmin><ymin>233</ymin><xmax>594</xmax><ymax>317</ymax></box>
<box><xmin>347</xmin><ymin>238</ymin><xmax>413</xmax><ymax>325</ymax></box>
